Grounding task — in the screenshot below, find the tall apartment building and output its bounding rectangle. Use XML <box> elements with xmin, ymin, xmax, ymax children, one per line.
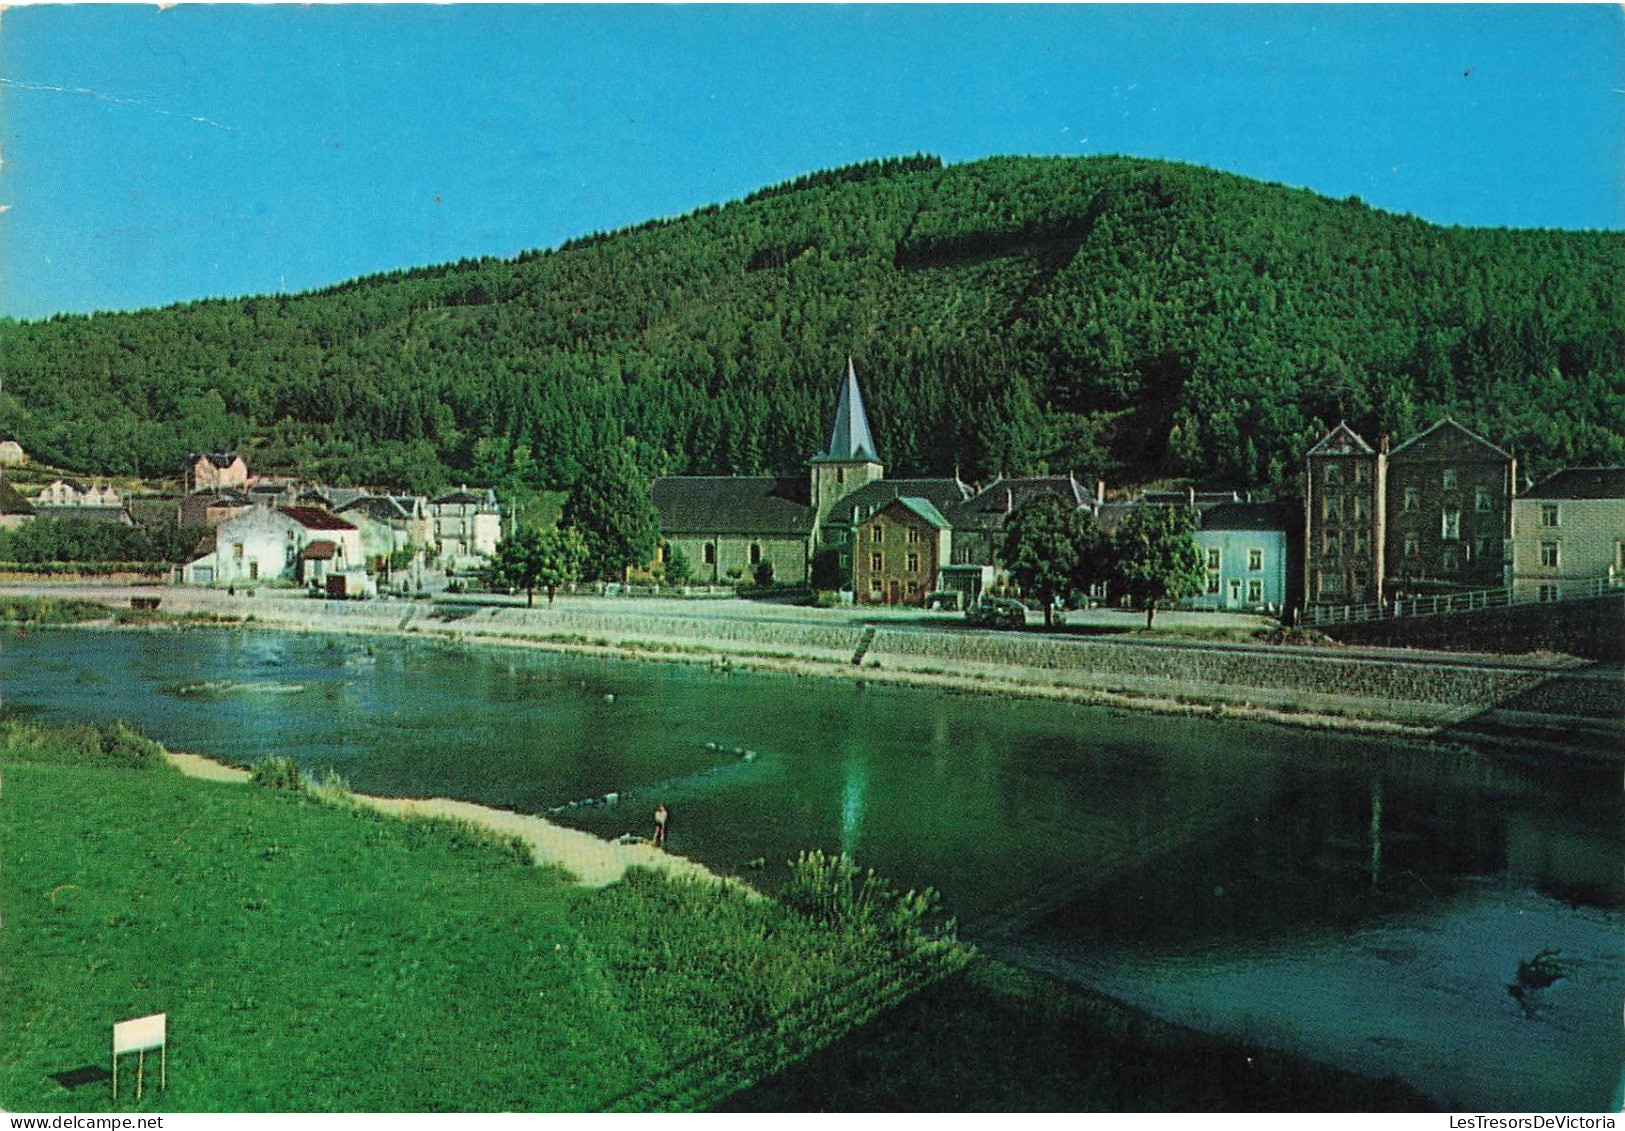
<box><xmin>1304</xmin><ymin>417</ymin><xmax>1513</xmax><ymax>608</ymax></box>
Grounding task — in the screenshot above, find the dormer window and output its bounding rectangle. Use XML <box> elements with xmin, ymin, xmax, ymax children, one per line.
<box><xmin>1442</xmin><ymin>468</ymin><xmax>1459</xmax><ymax>490</ymax></box>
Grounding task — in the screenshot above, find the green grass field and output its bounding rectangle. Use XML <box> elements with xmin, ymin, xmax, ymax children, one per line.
<box><xmin>0</xmin><ymin>721</ymin><xmax>959</xmax><ymax>1112</ymax></box>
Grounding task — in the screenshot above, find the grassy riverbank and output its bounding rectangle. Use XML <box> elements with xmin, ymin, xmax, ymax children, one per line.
<box><xmin>0</xmin><ymin>719</ymin><xmax>961</xmax><ymax>1112</ymax></box>
<box><xmin>0</xmin><ymin>718</ymin><xmax>1445</xmax><ymax>1112</ymax></box>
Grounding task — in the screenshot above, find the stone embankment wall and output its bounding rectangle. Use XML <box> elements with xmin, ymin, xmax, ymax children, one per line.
<box><xmin>203</xmin><ymin>594</ymin><xmax>1619</xmax><ymax>737</ymax></box>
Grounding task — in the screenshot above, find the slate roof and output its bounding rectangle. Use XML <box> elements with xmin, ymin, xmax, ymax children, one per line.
<box><xmin>278</xmin><ymin>506</ymin><xmax>357</xmax><ymax>532</ymax></box>
<box><xmin>34</xmin><ymin>504</ymin><xmax>132</xmax><ymax>525</ymax></box>
<box><xmin>187</xmin><ymin>452</ymin><xmax>244</xmax><ymax>470</ymax></box>
<box><xmin>944</xmin><ymin>477</ymin><xmax>1093</xmax><ymax>532</ymax></box>
<box><xmin>339</xmin><ymin>495</ymin><xmax>417</xmax><ymax>522</ymax></box>
<box><xmin>1306</xmin><ymin>422</ymin><xmax>1375</xmax><ymax>457</ymax></box>
<box><xmin>1521</xmin><ymin>468</ymin><xmax>1625</xmax><ymax>500</ymax></box>
<box><xmin>651</xmin><ymin>476</ymin><xmax>813</xmax><ymax>536</ymax></box>
<box><xmin>1388</xmin><ymin>417</ymin><xmax>1511</xmax><ymax>461</ymax></box>
<box><xmin>890</xmin><ymin>497</ymin><xmax>951</xmax><ymax>530</ymax></box>
<box><xmin>830</xmin><ymin>478</ymin><xmax>973</xmax><ymax>524</ymax></box>
<box><xmin>0</xmin><ymin>479</ymin><xmax>36</xmax><ymax>517</ymax></box>
<box><xmin>1199</xmin><ymin>502</ymin><xmax>1293</xmax><ymax>532</ymax></box>
<box><xmin>811</xmin><ymin>359</ymin><xmax>880</xmax><ymax>463</ymax></box>
<box><xmin>299</xmin><ymin>540</ymin><xmax>338</xmax><ymax>561</ymax></box>
<box><xmin>432</xmin><ymin>486</ymin><xmax>498</xmax><ymax>507</ymax></box>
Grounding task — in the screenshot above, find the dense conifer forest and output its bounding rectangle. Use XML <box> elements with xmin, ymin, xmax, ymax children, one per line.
<box><xmin>1</xmin><ymin>154</ymin><xmax>1619</xmax><ymax>495</ymax></box>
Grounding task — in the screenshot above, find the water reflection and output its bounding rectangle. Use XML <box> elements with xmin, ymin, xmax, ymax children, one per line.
<box><xmin>0</xmin><ymin>627</ymin><xmax>1618</xmax><ymax>1108</ymax></box>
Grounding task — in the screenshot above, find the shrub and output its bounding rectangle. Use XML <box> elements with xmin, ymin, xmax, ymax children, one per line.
<box><xmin>754</xmin><ymin>560</ymin><xmax>775</xmax><ymax>588</ymax></box>
<box><xmin>779</xmin><ymin>849</ymin><xmax>946</xmax><ymax>942</ymax></box>
<box><xmin>250</xmin><ymin>755</ymin><xmax>306</xmax><ymax>792</ymax></box>
<box><xmin>96</xmin><ymin>721</ymin><xmax>165</xmax><ymax>769</ymax></box>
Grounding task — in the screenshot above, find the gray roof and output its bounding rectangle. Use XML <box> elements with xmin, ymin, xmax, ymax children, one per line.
<box><xmin>831</xmin><ymin>477</ymin><xmax>972</xmax><ymax>523</ymax></box>
<box><xmin>811</xmin><ymin>360</ymin><xmax>880</xmax><ymax>463</ymax></box>
<box><xmin>1388</xmin><ymin>417</ymin><xmax>1511</xmax><ymax>462</ymax></box>
<box><xmin>1306</xmin><ymin>422</ymin><xmax>1375</xmax><ymax>457</ymax></box>
<box><xmin>432</xmin><ymin>486</ymin><xmax>497</xmax><ymax>506</ymax></box>
<box><xmin>34</xmin><ymin>504</ymin><xmax>132</xmax><ymax>525</ymax></box>
<box><xmin>1199</xmin><ymin>502</ymin><xmax>1293</xmax><ymax>532</ymax></box>
<box><xmin>945</xmin><ymin>477</ymin><xmax>1092</xmax><ymax>532</ymax></box>
<box><xmin>339</xmin><ymin>494</ymin><xmax>416</xmax><ymax>522</ymax></box>
<box><xmin>892</xmin><ymin>497</ymin><xmax>951</xmax><ymax>530</ymax></box>
<box><xmin>1521</xmin><ymin>467</ymin><xmax>1625</xmax><ymax>500</ymax></box>
<box><xmin>0</xmin><ymin>480</ymin><xmax>35</xmax><ymax>517</ymax></box>
<box><xmin>652</xmin><ymin>476</ymin><xmax>813</xmax><ymax>536</ymax></box>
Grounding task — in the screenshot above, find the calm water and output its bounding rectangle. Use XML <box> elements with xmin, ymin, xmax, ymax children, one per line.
<box><xmin>2</xmin><ymin>627</ymin><xmax>1620</xmax><ymax>1110</ymax></box>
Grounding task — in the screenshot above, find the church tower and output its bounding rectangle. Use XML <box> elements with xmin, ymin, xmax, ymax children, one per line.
<box><xmin>809</xmin><ymin>359</ymin><xmax>884</xmax><ymax>548</ymax></box>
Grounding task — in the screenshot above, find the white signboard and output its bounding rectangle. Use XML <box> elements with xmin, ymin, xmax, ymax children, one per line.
<box><xmin>113</xmin><ymin>1013</ymin><xmax>166</xmax><ymax>1055</ymax></box>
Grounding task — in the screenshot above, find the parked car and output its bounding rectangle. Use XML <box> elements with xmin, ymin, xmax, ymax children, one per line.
<box><xmin>966</xmin><ymin>597</ymin><xmax>1027</xmax><ymax>629</ymax></box>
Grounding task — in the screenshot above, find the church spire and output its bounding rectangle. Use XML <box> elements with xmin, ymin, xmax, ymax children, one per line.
<box><xmin>822</xmin><ymin>357</ymin><xmax>879</xmax><ymax>462</ymax></box>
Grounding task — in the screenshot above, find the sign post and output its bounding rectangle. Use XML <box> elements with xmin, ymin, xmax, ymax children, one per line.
<box><xmin>112</xmin><ymin>1013</ymin><xmax>166</xmax><ymax>1101</ymax></box>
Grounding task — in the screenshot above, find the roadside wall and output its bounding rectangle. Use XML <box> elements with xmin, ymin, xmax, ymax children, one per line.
<box><xmin>1321</xmin><ymin>594</ymin><xmax>1625</xmax><ymax>662</ymax></box>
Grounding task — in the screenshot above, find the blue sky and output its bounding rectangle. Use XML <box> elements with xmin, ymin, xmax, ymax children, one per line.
<box><xmin>1</xmin><ymin>4</ymin><xmax>1621</xmax><ymax>321</ymax></box>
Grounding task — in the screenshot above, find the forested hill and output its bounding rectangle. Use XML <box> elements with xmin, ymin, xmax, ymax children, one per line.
<box><xmin>1</xmin><ymin>153</ymin><xmax>1620</xmax><ymax>495</ymax></box>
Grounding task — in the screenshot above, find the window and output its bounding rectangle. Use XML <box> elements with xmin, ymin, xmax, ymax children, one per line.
<box><xmin>1441</xmin><ymin>510</ymin><xmax>1461</xmax><ymax>541</ymax></box>
<box><xmin>703</xmin><ymin>543</ymin><xmax>716</xmax><ymax>565</ymax></box>
<box><xmin>1540</xmin><ymin>541</ymin><xmax>1560</xmax><ymax>569</ymax></box>
<box><xmin>248</xmin><ymin>562</ymin><xmax>259</xmax><ymax>581</ymax></box>
<box><xmin>233</xmin><ymin>542</ymin><xmax>244</xmax><ymax>559</ymax></box>
<box><xmin>1477</xmin><ymin>535</ymin><xmax>1496</xmax><ymax>561</ymax></box>
<box><xmin>870</xmin><ymin>552</ymin><xmax>883</xmax><ymax>571</ymax></box>
<box><xmin>658</xmin><ymin>543</ymin><xmax>669</xmax><ymax>564</ymax></box>
<box><xmin>1403</xmin><ymin>487</ymin><xmax>1419</xmax><ymax>513</ymax></box>
<box><xmin>1353</xmin><ymin>495</ymin><xmax>1368</xmax><ymax>521</ymax></box>
<box><xmin>1206</xmin><ymin>547</ymin><xmax>1222</xmax><ymax>570</ymax></box>
<box><xmin>1324</xmin><ymin>496</ymin><xmax>1343</xmax><ymax>522</ymax></box>
<box><xmin>1322</xmin><ymin>531</ymin><xmax>1338</xmax><ymax>555</ymax></box>
<box><xmin>906</xmin><ymin>552</ymin><xmax>920</xmax><ymax>573</ymax></box>
<box><xmin>1352</xmin><ymin>570</ymin><xmax>1369</xmax><ymax>593</ymax></box>
<box><xmin>1354</xmin><ymin>532</ymin><xmax>1370</xmax><ymax>554</ymax></box>
<box><xmin>871</xmin><ymin>524</ymin><xmax>884</xmax><ymax>542</ymax></box>
<box><xmin>1442</xmin><ymin>548</ymin><xmax>1458</xmax><ymax>571</ymax></box>
<box><xmin>1540</xmin><ymin>504</ymin><xmax>1560</xmax><ymax>528</ymax></box>
<box><xmin>836</xmin><ymin>468</ymin><xmax>845</xmax><ymax>484</ymax></box>
<box><xmin>1319</xmin><ymin>571</ymin><xmax>1344</xmax><ymax>596</ymax></box>
<box><xmin>1538</xmin><ymin>583</ymin><xmax>1560</xmax><ymax>603</ymax></box>
<box><xmin>907</xmin><ymin>582</ymin><xmax>921</xmax><ymax>598</ymax></box>
<box><xmin>907</xmin><ymin>527</ymin><xmax>920</xmax><ymax>544</ymax></box>
<box><xmin>1442</xmin><ymin>468</ymin><xmax>1459</xmax><ymax>490</ymax></box>
<box><xmin>1247</xmin><ymin>579</ymin><xmax>1263</xmax><ymax>603</ymax></box>
<box><xmin>1403</xmin><ymin>533</ymin><xmax>1419</xmax><ymax>557</ymax></box>
<box><xmin>1324</xmin><ymin>463</ymin><xmax>1342</xmax><ymax>486</ymax></box>
<box><xmin>1354</xmin><ymin>463</ymin><xmax>1370</xmax><ymax>484</ymax></box>
<box><xmin>749</xmin><ymin>544</ymin><xmax>761</xmax><ymax>565</ymax></box>
<box><xmin>1475</xmin><ymin>487</ymin><xmax>1492</xmax><ymax>513</ymax></box>
<box><xmin>1206</xmin><ymin>571</ymin><xmax>1221</xmax><ymax>595</ymax></box>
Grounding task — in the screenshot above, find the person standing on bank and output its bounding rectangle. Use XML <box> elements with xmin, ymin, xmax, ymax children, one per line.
<box><xmin>652</xmin><ymin>803</ymin><xmax>669</xmax><ymax>848</ymax></box>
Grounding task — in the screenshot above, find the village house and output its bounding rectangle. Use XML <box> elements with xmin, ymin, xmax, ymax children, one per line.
<box><xmin>181</xmin><ymin>505</ymin><xmax>363</xmax><ymax>588</ymax></box>
<box><xmin>852</xmin><ymin>497</ymin><xmax>952</xmax><ymax>606</ymax></box>
<box><xmin>35</xmin><ymin>479</ymin><xmax>123</xmax><ymax>508</ymax></box>
<box><xmin>1383</xmin><ymin>419</ymin><xmax>1515</xmax><ymax>599</ymax></box>
<box><xmin>1303</xmin><ymin>422</ymin><xmax>1384</xmax><ymax>607</ymax></box>
<box><xmin>184</xmin><ymin>452</ymin><xmax>250</xmax><ymax>494</ymax></box>
<box><xmin>1508</xmin><ymin>468</ymin><xmax>1625</xmax><ymax>603</ymax></box>
<box><xmin>1190</xmin><ymin>502</ymin><xmax>1294</xmax><ymax>613</ymax></box>
<box><xmin>429</xmin><ymin>486</ymin><xmax>502</xmax><ymax>565</ymax></box>
<box><xmin>178</xmin><ymin>488</ymin><xmax>255</xmax><ymax>529</ymax></box>
<box><xmin>0</xmin><ymin>440</ymin><xmax>26</xmax><ymax>467</ymax></box>
<box><xmin>337</xmin><ymin>494</ymin><xmax>436</xmax><ymax>566</ymax></box>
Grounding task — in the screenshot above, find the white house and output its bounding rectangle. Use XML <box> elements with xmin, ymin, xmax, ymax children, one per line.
<box><xmin>1509</xmin><ymin>468</ymin><xmax>1625</xmax><ymax>602</ymax></box>
<box><xmin>429</xmin><ymin>486</ymin><xmax>501</xmax><ymax>564</ymax></box>
<box><xmin>182</xmin><ymin>505</ymin><xmax>365</xmax><ymax>587</ymax></box>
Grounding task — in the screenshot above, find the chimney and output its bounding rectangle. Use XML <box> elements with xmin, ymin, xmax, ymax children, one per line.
<box><xmin>1096</xmin><ymin>479</ymin><xmax>1106</xmax><ymax>506</ymax></box>
<box><xmin>1380</xmin><ymin>435</ymin><xmax>1391</xmax><ymax>454</ymax></box>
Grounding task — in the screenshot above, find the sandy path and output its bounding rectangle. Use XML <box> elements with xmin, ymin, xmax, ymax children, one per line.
<box><xmin>163</xmin><ymin>750</ymin><xmax>743</xmax><ymax>891</ymax></box>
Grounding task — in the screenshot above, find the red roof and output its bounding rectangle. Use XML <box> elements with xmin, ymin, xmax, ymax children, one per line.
<box><xmin>298</xmin><ymin>540</ymin><xmax>338</xmax><ymax>561</ymax></box>
<box><xmin>278</xmin><ymin>506</ymin><xmax>356</xmax><ymax>532</ymax></box>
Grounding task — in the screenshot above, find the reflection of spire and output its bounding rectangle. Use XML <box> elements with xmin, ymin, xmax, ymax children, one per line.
<box><xmin>823</xmin><ymin>358</ymin><xmax>879</xmax><ymax>461</ymax></box>
<box><xmin>840</xmin><ymin>743</ymin><xmax>868</xmax><ymax>857</ymax></box>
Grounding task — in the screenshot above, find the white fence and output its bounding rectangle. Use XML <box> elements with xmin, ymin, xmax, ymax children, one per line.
<box><xmin>1305</xmin><ymin>575</ymin><xmax>1623</xmax><ymax>627</ymax></box>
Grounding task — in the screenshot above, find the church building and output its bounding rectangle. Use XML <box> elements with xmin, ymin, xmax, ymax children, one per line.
<box><xmin>651</xmin><ymin>360</ymin><xmax>1089</xmax><ymax>605</ymax></box>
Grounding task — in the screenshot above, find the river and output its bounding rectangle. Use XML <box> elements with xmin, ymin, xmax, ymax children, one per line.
<box><xmin>1</xmin><ymin>626</ymin><xmax>1618</xmax><ymax>1110</ymax></box>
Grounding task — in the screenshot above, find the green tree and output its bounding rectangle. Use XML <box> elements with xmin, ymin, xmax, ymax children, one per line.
<box><xmin>560</xmin><ymin>445</ymin><xmax>661</xmax><ymax>583</ymax></box>
<box><xmin>486</xmin><ymin>526</ymin><xmax>586</xmax><ymax>606</ymax></box>
<box><xmin>1110</xmin><ymin>504</ymin><xmax>1205</xmax><ymax>629</ymax></box>
<box><xmin>662</xmin><ymin>543</ymin><xmax>692</xmax><ymax>587</ymax></box>
<box><xmin>1000</xmin><ymin>495</ymin><xmax>1105</xmax><ymax>628</ymax></box>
